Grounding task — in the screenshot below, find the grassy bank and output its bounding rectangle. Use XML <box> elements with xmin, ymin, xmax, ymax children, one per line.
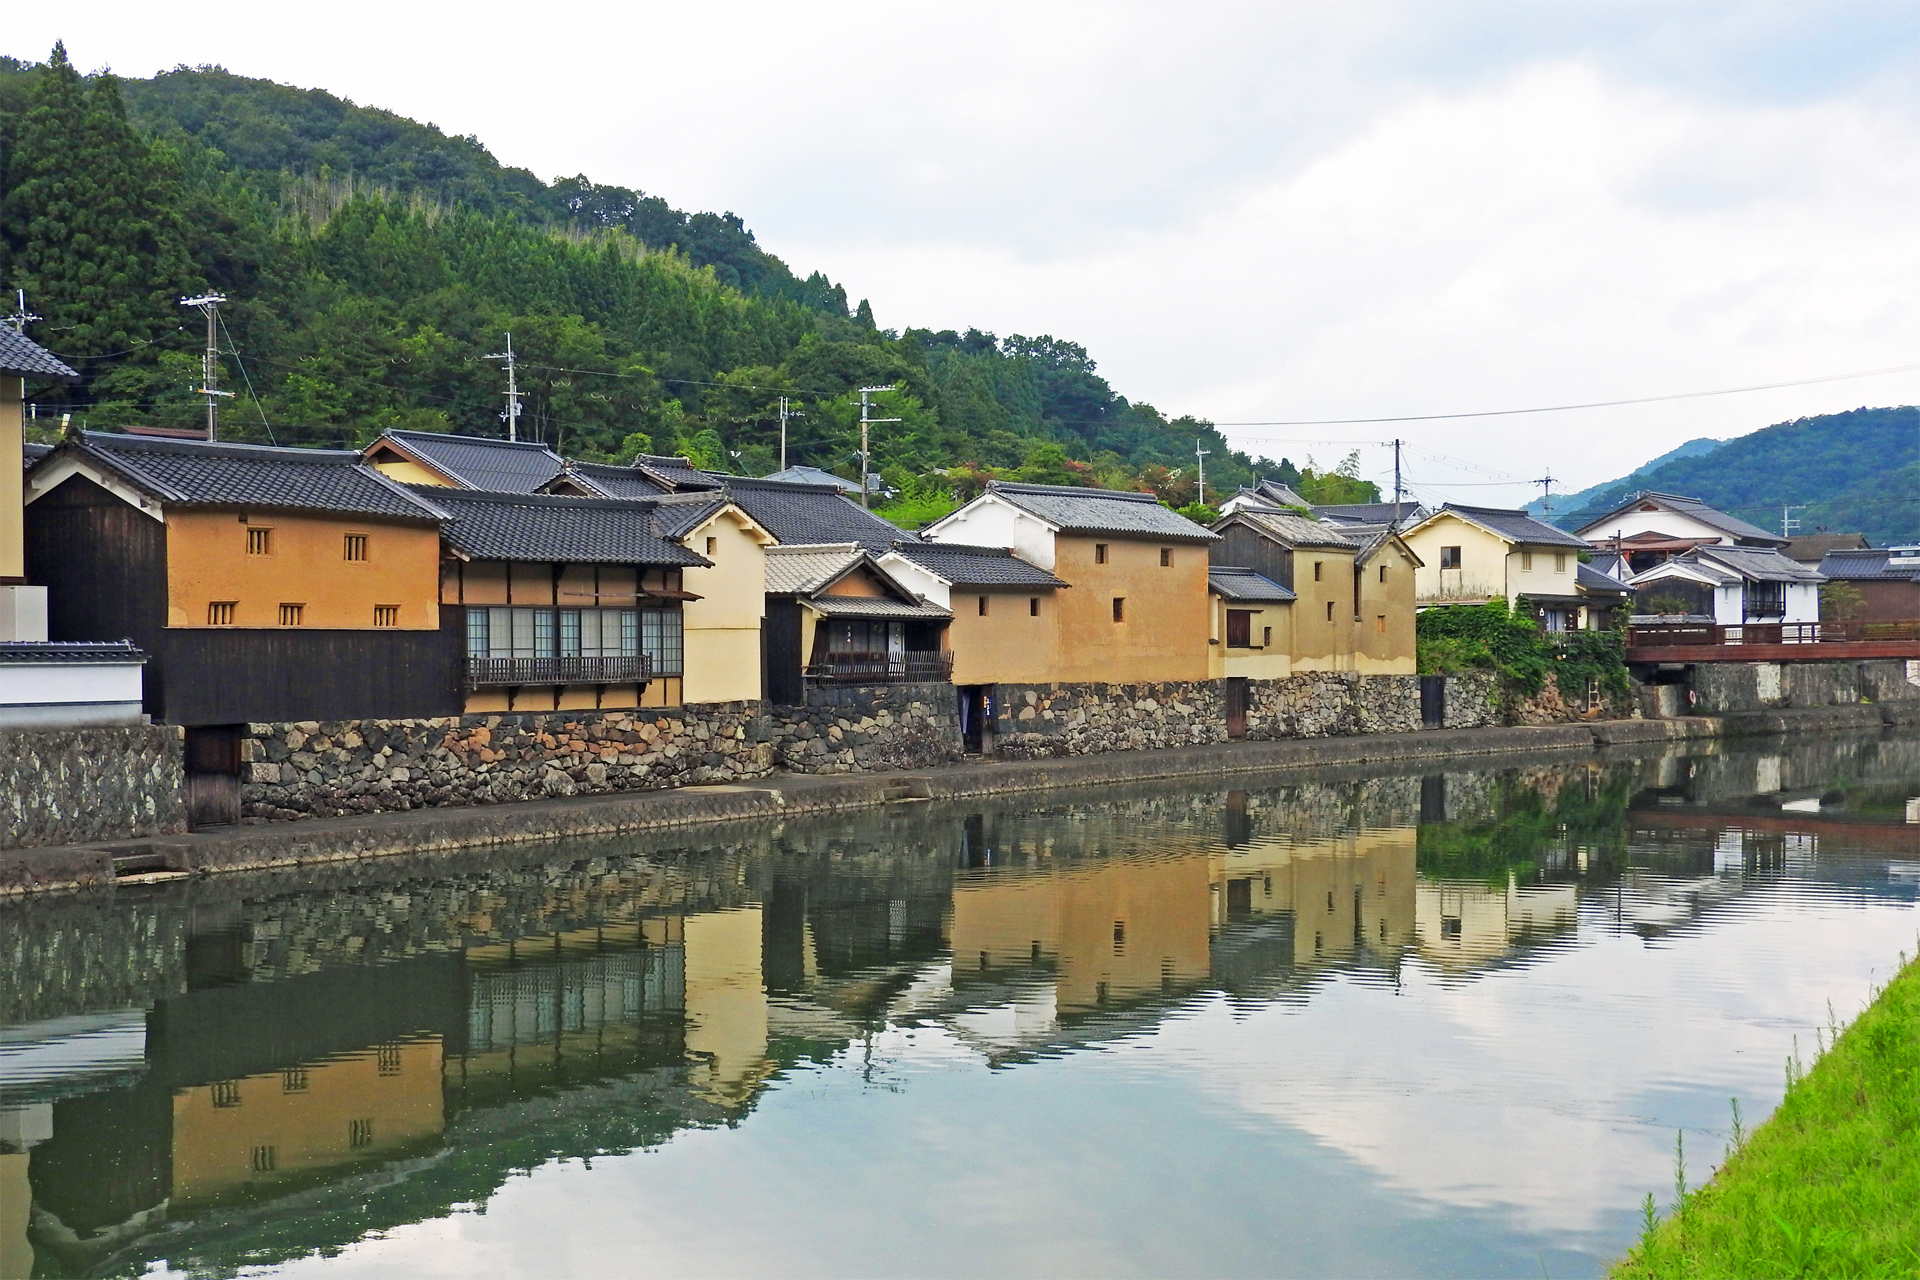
<box><xmin>1612</xmin><ymin>951</ymin><xmax>1920</xmax><ymax>1278</ymax></box>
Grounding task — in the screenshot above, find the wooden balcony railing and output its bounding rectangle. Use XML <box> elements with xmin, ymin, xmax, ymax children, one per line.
<box><xmin>464</xmin><ymin>654</ymin><xmax>652</xmax><ymax>688</ymax></box>
<box><xmin>806</xmin><ymin>651</ymin><xmax>955</xmax><ymax>684</ymax></box>
<box><xmin>1627</xmin><ymin>621</ymin><xmax>1920</xmax><ymax>649</ymax></box>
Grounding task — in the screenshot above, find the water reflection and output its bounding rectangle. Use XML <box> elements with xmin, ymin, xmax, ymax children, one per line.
<box><xmin>3</xmin><ymin>730</ymin><xmax>1919</xmax><ymax>1278</ymax></box>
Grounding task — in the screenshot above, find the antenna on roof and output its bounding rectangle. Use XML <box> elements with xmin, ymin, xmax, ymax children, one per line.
<box><xmin>179</xmin><ymin>294</ymin><xmax>231</xmax><ymax>441</ymax></box>
<box><xmin>483</xmin><ymin>334</ymin><xmax>524</xmax><ymax>442</ymax></box>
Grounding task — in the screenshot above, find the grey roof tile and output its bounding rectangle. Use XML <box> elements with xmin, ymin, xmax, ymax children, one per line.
<box><xmin>806</xmin><ymin>595</ymin><xmax>951</xmax><ymax>620</ymax></box>
<box><xmin>763</xmin><ymin>464</ymin><xmax>861</xmax><ymax>495</ymax></box>
<box><xmin>1818</xmin><ymin>548</ymin><xmax>1920</xmax><ymax>581</ymax></box>
<box><xmin>1575</xmin><ymin>562</ymin><xmax>1631</xmax><ymax>594</ymax></box>
<box><xmin>649</xmin><ymin>493</ymin><xmax>731</xmax><ymax>542</ymax></box>
<box><xmin>635</xmin><ymin>454</ymin><xmax>724</xmax><ymax>491</ymax></box>
<box><xmin>0</xmin><ymin>328</ymin><xmax>79</xmax><ymax>381</ymax></box>
<box><xmin>24</xmin><ymin>441</ymin><xmax>51</xmax><ymax>465</ymax></box>
<box><xmin>377</xmin><ymin>429</ymin><xmax>566</xmax><ymax>493</ymax></box>
<box><xmin>764</xmin><ymin>544</ymin><xmax>867</xmax><ymax>595</ymax></box>
<box><xmin>417</xmin><ymin>486</ymin><xmax>706</xmax><ymax>566</ymax></box>
<box><xmin>77</xmin><ymin>432</ymin><xmax>446</xmax><ymax>522</ymax></box>
<box><xmin>724</xmin><ymin>478</ymin><xmax>916</xmax><ymax>552</ymax></box>
<box><xmin>1435</xmin><ymin>503</ymin><xmax>1590</xmax><ymax>549</ymax></box>
<box><xmin>1217</xmin><ymin>509</ymin><xmax>1359</xmax><ymax>550</ymax></box>
<box><xmin>1312</xmin><ymin>501</ymin><xmax>1424</xmax><ymax>525</ymax></box>
<box><xmin>1208</xmin><ymin>567</ymin><xmax>1296</xmax><ymax>603</ymax></box>
<box><xmin>1694</xmin><ymin>544</ymin><xmax>1825</xmax><ymax>583</ymax></box>
<box><xmin>984</xmin><ymin>481</ymin><xmax>1219</xmax><ymax>543</ymax></box>
<box><xmin>549</xmin><ymin>461</ymin><xmax>674</xmax><ymax>500</ymax></box>
<box><xmin>887</xmin><ymin>542</ymin><xmax>1066</xmax><ymax>588</ymax></box>
<box><xmin>1578</xmin><ymin>490</ymin><xmax>1786</xmax><ymax>545</ymax></box>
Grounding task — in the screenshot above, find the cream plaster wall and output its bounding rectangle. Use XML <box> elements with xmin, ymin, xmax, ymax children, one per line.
<box><xmin>0</xmin><ymin>376</ymin><xmax>24</xmax><ymax>579</ymax></box>
<box><xmin>683</xmin><ymin>507</ymin><xmax>769</xmax><ymax>703</ymax></box>
<box><xmin>368</xmin><ymin>457</ymin><xmax>450</xmax><ymax>487</ymax></box>
<box><xmin>1406</xmin><ymin>515</ymin><xmax>1513</xmax><ymax>605</ymax></box>
<box><xmin>1288</xmin><ymin>548</ymin><xmax>1358</xmax><ymax>671</ymax></box>
<box><xmin>1354</xmin><ymin>545</ymin><xmax>1419</xmax><ymax>674</ymax></box>
<box><xmin>1049</xmin><ymin>534</ymin><xmax>1210</xmax><ymax>683</ymax></box>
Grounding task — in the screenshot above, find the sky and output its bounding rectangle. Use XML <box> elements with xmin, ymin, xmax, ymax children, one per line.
<box><xmin>13</xmin><ymin>2</ymin><xmax>1920</xmax><ymax>500</ymax></box>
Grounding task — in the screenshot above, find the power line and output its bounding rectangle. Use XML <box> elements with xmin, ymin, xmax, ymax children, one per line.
<box><xmin>1206</xmin><ymin>357</ymin><xmax>1920</xmax><ymax>427</ymax></box>
<box><xmin>215</xmin><ymin>310</ymin><xmax>277</xmax><ymax>446</ymax></box>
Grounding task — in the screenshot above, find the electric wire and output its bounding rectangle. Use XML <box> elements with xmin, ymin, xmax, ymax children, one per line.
<box><xmin>216</xmin><ymin>312</ymin><xmax>277</xmax><ymax>446</ymax></box>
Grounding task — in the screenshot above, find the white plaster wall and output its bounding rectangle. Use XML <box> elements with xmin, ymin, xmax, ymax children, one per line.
<box><xmin>0</xmin><ymin>659</ymin><xmax>145</xmax><ymax>725</ymax></box>
<box><xmin>1575</xmin><ymin>508</ymin><xmax>1736</xmax><ymax>545</ymax></box>
<box><xmin>1715</xmin><ymin>584</ymin><xmax>1743</xmax><ymax>625</ymax></box>
<box><xmin>924</xmin><ymin>497</ymin><xmax>1058</xmax><ymax>570</ymax></box>
<box><xmin>876</xmin><ymin>553</ymin><xmax>951</xmax><ymax>609</ymax></box>
<box><xmin>1785</xmin><ymin>582</ymin><xmax>1821</xmax><ymax>624</ymax></box>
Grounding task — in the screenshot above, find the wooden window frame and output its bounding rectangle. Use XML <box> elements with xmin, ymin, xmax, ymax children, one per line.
<box><xmin>373</xmin><ymin>605</ymin><xmax>400</xmax><ymax>628</ymax></box>
<box><xmin>1313</xmin><ymin>561</ymin><xmax>1322</xmax><ymax>581</ymax></box>
<box><xmin>1029</xmin><ymin>597</ymin><xmax>1040</xmax><ymax>617</ymax></box>
<box><xmin>977</xmin><ymin>595</ymin><xmax>989</xmax><ymax>617</ymax></box>
<box><xmin>1094</xmin><ymin>543</ymin><xmax>1109</xmax><ymax>564</ymax></box>
<box><xmin>278</xmin><ymin>603</ymin><xmax>305</xmax><ymax>627</ymax></box>
<box><xmin>1226</xmin><ymin>609</ymin><xmax>1252</xmax><ymax>648</ymax></box>
<box><xmin>1440</xmin><ymin>546</ymin><xmax>1461</xmax><ymax>570</ymax></box>
<box><xmin>246</xmin><ymin>526</ymin><xmax>273</xmax><ymax>556</ymax></box>
<box><xmin>1112</xmin><ymin>597</ymin><xmax>1125</xmax><ymax>623</ymax></box>
<box><xmin>1522</xmin><ymin>550</ymin><xmax>1534</xmax><ymax>571</ymax></box>
<box><xmin>1159</xmin><ymin>548</ymin><xmax>1172</xmax><ymax>567</ymax></box>
<box><xmin>207</xmin><ymin>601</ymin><xmax>236</xmax><ymax>626</ymax></box>
<box><xmin>343</xmin><ymin>533</ymin><xmax>369</xmax><ymax>562</ymax></box>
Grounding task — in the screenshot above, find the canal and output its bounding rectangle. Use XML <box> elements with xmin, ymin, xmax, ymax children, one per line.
<box><xmin>4</xmin><ymin>731</ymin><xmax>1918</xmax><ymax>1279</ymax></box>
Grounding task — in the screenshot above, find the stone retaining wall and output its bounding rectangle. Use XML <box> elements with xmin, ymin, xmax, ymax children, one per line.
<box><xmin>0</xmin><ymin>725</ymin><xmax>186</xmax><ymax>850</ymax></box>
<box><xmin>1686</xmin><ymin>659</ymin><xmax>1920</xmax><ymax>715</ymax></box>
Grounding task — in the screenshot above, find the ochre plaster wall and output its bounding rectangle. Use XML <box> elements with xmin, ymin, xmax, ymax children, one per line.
<box><xmin>367</xmin><ymin>455</ymin><xmax>451</xmax><ymax>487</ymax></box>
<box><xmin>1354</xmin><ymin>546</ymin><xmax>1418</xmax><ymax>674</ymax></box>
<box><xmin>0</xmin><ymin>376</ymin><xmax>24</xmax><ymax>579</ymax></box>
<box><xmin>683</xmin><ymin>907</ymin><xmax>774</xmax><ymax>1106</ymax></box>
<box><xmin>947</xmin><ymin>588</ymin><xmax>1062</xmax><ymax>684</ymax></box>
<box><xmin>166</xmin><ymin>510</ymin><xmax>440</xmax><ymax>629</ymax></box>
<box><xmin>1212</xmin><ymin>828</ymin><xmax>1416</xmax><ymax>962</ymax></box>
<box><xmin>1050</xmin><ymin>534</ymin><xmax>1209</xmax><ymax>682</ymax></box>
<box><xmin>683</xmin><ymin>508</ymin><xmax>768</xmax><ymax>703</ymax></box>
<box><xmin>1288</xmin><ymin>548</ymin><xmax>1358</xmax><ymax>671</ymax></box>
<box><xmin>1212</xmin><ymin>593</ymin><xmax>1293</xmax><ymax>679</ymax></box>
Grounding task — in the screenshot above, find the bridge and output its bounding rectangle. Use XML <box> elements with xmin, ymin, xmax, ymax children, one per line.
<box><xmin>1626</xmin><ymin>621</ymin><xmax>1920</xmax><ymax>664</ymax></box>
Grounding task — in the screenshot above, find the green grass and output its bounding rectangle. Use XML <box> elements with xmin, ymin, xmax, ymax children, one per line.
<box><xmin>1612</xmin><ymin>950</ymin><xmax>1920</xmax><ymax>1279</ymax></box>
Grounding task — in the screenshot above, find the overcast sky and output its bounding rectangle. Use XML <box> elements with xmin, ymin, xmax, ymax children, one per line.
<box><xmin>15</xmin><ymin>2</ymin><xmax>1920</xmax><ymax>499</ymax></box>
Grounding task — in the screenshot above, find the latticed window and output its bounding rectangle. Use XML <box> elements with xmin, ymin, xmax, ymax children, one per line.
<box><xmin>640</xmin><ymin>608</ymin><xmax>683</xmax><ymax>675</ymax></box>
<box><xmin>251</xmin><ymin>1145</ymin><xmax>276</xmax><ymax>1172</ymax></box>
<box><xmin>349</xmin><ymin>1119</ymin><xmax>374</xmax><ymax>1148</ymax></box>
<box><xmin>465</xmin><ymin>607</ymin><xmax>653</xmax><ymax>661</ymax></box>
<box><xmin>373</xmin><ymin>605</ymin><xmax>399</xmax><ymax>627</ymax></box>
<box><xmin>247</xmin><ymin>527</ymin><xmax>272</xmax><ymax>555</ymax></box>
<box><xmin>212</xmin><ymin>1080</ymin><xmax>242</xmax><ymax>1108</ymax></box>
<box><xmin>278</xmin><ymin>603</ymin><xmax>304</xmax><ymax>626</ymax></box>
<box><xmin>207</xmin><ymin>601</ymin><xmax>236</xmax><ymax>626</ymax></box>
<box><xmin>343</xmin><ymin>533</ymin><xmax>368</xmax><ymax>561</ymax></box>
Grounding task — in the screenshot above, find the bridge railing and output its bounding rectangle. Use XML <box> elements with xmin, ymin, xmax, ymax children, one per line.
<box><xmin>1627</xmin><ymin>621</ymin><xmax>1920</xmax><ymax>649</ymax></box>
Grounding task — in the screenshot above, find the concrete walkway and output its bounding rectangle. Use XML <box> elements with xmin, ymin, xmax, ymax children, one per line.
<box><xmin>3</xmin><ymin>705</ymin><xmax>1906</xmax><ymax>896</ymax></box>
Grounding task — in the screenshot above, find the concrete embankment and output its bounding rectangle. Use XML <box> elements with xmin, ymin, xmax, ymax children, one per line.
<box><xmin>5</xmin><ymin>703</ymin><xmax>1911</xmax><ymax>897</ymax></box>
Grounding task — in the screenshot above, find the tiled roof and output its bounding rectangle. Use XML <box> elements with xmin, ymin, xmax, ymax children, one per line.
<box><xmin>1432</xmin><ymin>503</ymin><xmax>1589</xmax><ymax>549</ymax></box>
<box><xmin>1785</xmin><ymin>533</ymin><xmax>1870</xmax><ymax>564</ymax></box>
<box><xmin>1633</xmin><ymin>557</ymin><xmax>1741</xmax><ymax>588</ymax></box>
<box><xmin>1575</xmin><ymin>562</ymin><xmax>1631</xmax><ymax>594</ymax></box>
<box><xmin>649</xmin><ymin>492</ymin><xmax>731</xmax><ymax>541</ymax></box>
<box><xmin>1818</xmin><ymin>549</ymin><xmax>1920</xmax><ymax>582</ymax></box>
<box><xmin>1313</xmin><ymin>501</ymin><xmax>1424</xmax><ymax>526</ymax></box>
<box><xmin>23</xmin><ymin>441</ymin><xmax>52</xmax><ymax>465</ymax></box>
<box><xmin>0</xmin><ymin>640</ymin><xmax>146</xmax><ymax>664</ymax></box>
<box><xmin>375</xmin><ymin>429</ymin><xmax>566</xmax><ymax>493</ymax></box>
<box><xmin>1695</xmin><ymin>544</ymin><xmax>1825</xmax><ymax>584</ymax></box>
<box><xmin>763</xmin><ymin>544</ymin><xmax>868</xmax><ymax>595</ymax></box>
<box><xmin>806</xmin><ymin>595</ymin><xmax>952</xmax><ymax>620</ymax></box>
<box><xmin>1208</xmin><ymin>566</ymin><xmax>1296</xmax><ymax>603</ymax></box>
<box><xmin>1219</xmin><ymin>509</ymin><xmax>1359</xmax><ymax>550</ymax></box>
<box><xmin>1577</xmin><ymin>490</ymin><xmax>1786</xmax><ymax>545</ymax></box>
<box><xmin>1586</xmin><ymin>551</ymin><xmax>1629</xmax><ymax>581</ymax></box>
<box><xmin>635</xmin><ymin>454</ymin><xmax>723</xmax><ymax>492</ymax></box>
<box><xmin>0</xmin><ymin>328</ymin><xmax>79</xmax><ymax>381</ymax></box>
<box><xmin>887</xmin><ymin>542</ymin><xmax>1065</xmax><ymax>588</ymax></box>
<box><xmin>417</xmin><ymin>487</ymin><xmax>706</xmax><ymax>566</ymax></box>
<box><xmin>763</xmin><ymin>464</ymin><xmax>861</xmax><ymax>495</ymax></box>
<box><xmin>725</xmin><ymin>477</ymin><xmax>916</xmax><ymax>552</ymax></box>
<box><xmin>549</xmin><ymin>461</ymin><xmax>673</xmax><ymax>500</ymax></box>
<box><xmin>75</xmin><ymin>432</ymin><xmax>446</xmax><ymax>522</ymax></box>
<box><xmin>984</xmin><ymin>481</ymin><xmax>1219</xmax><ymax>543</ymax></box>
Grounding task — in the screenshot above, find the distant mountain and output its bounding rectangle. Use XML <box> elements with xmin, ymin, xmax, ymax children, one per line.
<box><xmin>1527</xmin><ymin>437</ymin><xmax>1722</xmax><ymax>522</ymax></box>
<box><xmin>1553</xmin><ymin>406</ymin><xmax>1920</xmax><ymax>546</ymax></box>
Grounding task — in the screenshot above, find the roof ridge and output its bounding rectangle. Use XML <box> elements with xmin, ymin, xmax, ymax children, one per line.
<box><xmin>386</xmin><ymin>428</ymin><xmax>560</xmax><ymax>453</ymax></box>
<box><xmin>407</xmin><ymin>483</ymin><xmax>657</xmax><ymax>512</ymax></box>
<box><xmin>84</xmin><ymin>431</ymin><xmax>362</xmax><ymax>462</ymax></box>
<box><xmin>990</xmin><ymin>480</ymin><xmax>1159</xmax><ymax>502</ymax></box>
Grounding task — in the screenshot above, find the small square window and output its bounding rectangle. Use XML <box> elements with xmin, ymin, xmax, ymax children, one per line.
<box><xmin>1554</xmin><ymin>553</ymin><xmax>1567</xmax><ymax>572</ymax></box>
<box><xmin>373</xmin><ymin>605</ymin><xmax>399</xmax><ymax>627</ymax></box>
<box><xmin>705</xmin><ymin>536</ymin><xmax>718</xmax><ymax>556</ymax></box>
<box><xmin>207</xmin><ymin>601</ymin><xmax>236</xmax><ymax>626</ymax></box>
<box><xmin>978</xmin><ymin>595</ymin><xmax>989</xmax><ymax>616</ymax></box>
<box><xmin>247</xmin><ymin>527</ymin><xmax>272</xmax><ymax>556</ymax></box>
<box><xmin>1378</xmin><ymin>564</ymin><xmax>1387</xmax><ymax>583</ymax></box>
<box><xmin>343</xmin><ymin>533</ymin><xmax>368</xmax><ymax>562</ymax></box>
<box><xmin>1440</xmin><ymin>546</ymin><xmax>1461</xmax><ymax>570</ymax></box>
<box><xmin>1094</xmin><ymin>543</ymin><xmax>1109</xmax><ymax>564</ymax></box>
<box><xmin>1376</xmin><ymin>615</ymin><xmax>1387</xmax><ymax>633</ymax></box>
<box><xmin>279</xmin><ymin>603</ymin><xmax>305</xmax><ymax>627</ymax></box>
<box><xmin>1522</xmin><ymin>550</ymin><xmax>1534</xmax><ymax>571</ymax></box>
<box><xmin>1112</xmin><ymin>597</ymin><xmax>1125</xmax><ymax>622</ymax></box>
<box><xmin>1159</xmin><ymin>548</ymin><xmax>1172</xmax><ymax>567</ymax></box>
<box><xmin>1313</xmin><ymin>561</ymin><xmax>1323</xmax><ymax>581</ymax></box>
<box><xmin>1029</xmin><ymin>597</ymin><xmax>1039</xmax><ymax>617</ymax></box>
<box><xmin>1325</xmin><ymin>600</ymin><xmax>1334</xmax><ymax>622</ymax></box>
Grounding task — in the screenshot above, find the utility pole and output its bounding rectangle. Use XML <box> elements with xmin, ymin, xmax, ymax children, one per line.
<box><xmin>1531</xmin><ymin>469</ymin><xmax>1556</xmax><ymax>521</ymax></box>
<box><xmin>3</xmin><ymin>291</ymin><xmax>37</xmax><ymax>334</ymax></box>
<box><xmin>1391</xmin><ymin>438</ymin><xmax>1404</xmax><ymax>527</ymax></box>
<box><xmin>1195</xmin><ymin>441</ymin><xmax>1211</xmax><ymax>506</ymax></box>
<box><xmin>1782</xmin><ymin>504</ymin><xmax>1806</xmax><ymax>539</ymax></box>
<box><xmin>856</xmin><ymin>385</ymin><xmax>900</xmax><ymax>509</ymax></box>
<box><xmin>484</xmin><ymin>334</ymin><xmax>524</xmax><ymax>441</ymax></box>
<box><xmin>776</xmin><ymin>395</ymin><xmax>805</xmax><ymax>471</ymax></box>
<box><xmin>180</xmin><ymin>294</ymin><xmax>230</xmax><ymax>440</ymax></box>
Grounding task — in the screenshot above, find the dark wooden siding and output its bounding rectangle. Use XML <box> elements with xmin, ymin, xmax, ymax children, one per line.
<box><xmin>764</xmin><ymin>598</ymin><xmax>804</xmax><ymax>705</ymax></box>
<box><xmin>1210</xmin><ymin>523</ymin><xmax>1294</xmax><ymax>590</ymax></box>
<box><xmin>1852</xmin><ymin>581</ymin><xmax>1920</xmax><ymax>622</ymax></box>
<box><xmin>155</xmin><ymin>625</ymin><xmax>461</xmax><ymax>725</ymax></box>
<box><xmin>26</xmin><ymin>474</ymin><xmax>169</xmax><ymax>647</ymax></box>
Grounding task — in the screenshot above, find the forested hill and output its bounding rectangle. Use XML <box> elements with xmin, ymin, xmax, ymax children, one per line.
<box><xmin>1555</xmin><ymin>406</ymin><xmax>1920</xmax><ymax>546</ymax></box>
<box><xmin>0</xmin><ymin>44</ymin><xmax>1370</xmax><ymax>515</ymax></box>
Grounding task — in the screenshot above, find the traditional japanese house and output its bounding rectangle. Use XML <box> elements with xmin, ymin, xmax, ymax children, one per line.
<box><xmin>25</xmin><ymin>431</ymin><xmax>452</xmax><ymax>726</ymax></box>
<box><xmin>877</xmin><ymin>541</ymin><xmax>1069</xmax><ymax>684</ymax></box>
<box><xmin>362</xmin><ymin>429</ymin><xmax>567</xmax><ymax>492</ymax></box>
<box><xmin>1206</xmin><ymin>566</ymin><xmax>1296</xmax><ymax>680</ymax></box>
<box><xmin>1817</xmin><ymin>547</ymin><xmax>1920</xmax><ymax>622</ymax></box>
<box><xmin>761</xmin><ymin>544</ymin><xmax>951</xmax><ymax>704</ymax></box>
<box><xmin>1401</xmin><ymin>503</ymin><xmax>1604</xmax><ymax>631</ymax></box>
<box><xmin>425</xmin><ymin>487</ymin><xmax>709</xmax><ymax>711</ymax></box>
<box><xmin>1627</xmin><ymin>544</ymin><xmax>1824</xmax><ymax>625</ymax></box>
<box><xmin>920</xmin><ymin>481</ymin><xmax>1216</xmax><ymax>683</ymax></box>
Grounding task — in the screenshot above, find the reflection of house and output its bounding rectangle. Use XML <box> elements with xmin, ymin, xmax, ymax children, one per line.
<box><xmin>761</xmin><ymin>544</ymin><xmax>953</xmax><ymax>703</ymax></box>
<box><xmin>1413</xmin><ymin>879</ymin><xmax>1579</xmax><ymax>970</ymax></box>
<box><xmin>1402</xmin><ymin>503</ymin><xmax>1607</xmax><ymax>631</ymax></box>
<box><xmin>1210</xmin><ymin>828</ymin><xmax>1417</xmax><ymax>968</ymax></box>
<box><xmin>924</xmin><ymin>481</ymin><xmax>1218</xmax><ymax>683</ymax></box>
<box><xmin>1628</xmin><ymin>544</ymin><xmax>1824</xmax><ymax>625</ymax></box>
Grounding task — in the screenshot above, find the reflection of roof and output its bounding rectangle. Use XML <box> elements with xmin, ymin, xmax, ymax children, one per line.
<box><xmin>806</xmin><ymin>595</ymin><xmax>952</xmax><ymax>619</ymax></box>
<box><xmin>372</xmin><ymin>430</ymin><xmax>566</xmax><ymax>493</ymax></box>
<box><xmin>1818</xmin><ymin>549</ymin><xmax>1920</xmax><ymax>582</ymax></box>
<box><xmin>887</xmin><ymin>542</ymin><xmax>1065</xmax><ymax>588</ymax></box>
<box><xmin>763</xmin><ymin>465</ymin><xmax>861</xmax><ymax>495</ymax></box>
<box><xmin>1312</xmin><ymin>501</ymin><xmax>1424</xmax><ymax>525</ymax></box>
<box><xmin>982</xmin><ymin>481</ymin><xmax>1219</xmax><ymax>543</ymax></box>
<box><xmin>1576</xmin><ymin>490</ymin><xmax>1786</xmax><ymax>545</ymax></box>
<box><xmin>417</xmin><ymin>487</ymin><xmax>706</xmax><ymax>566</ymax></box>
<box><xmin>725</xmin><ymin>478</ymin><xmax>915</xmax><ymax>551</ymax></box>
<box><xmin>1425</xmin><ymin>504</ymin><xmax>1589</xmax><ymax>548</ymax></box>
<box><xmin>548</xmin><ymin>461</ymin><xmax>671</xmax><ymax>500</ymax></box>
<box><xmin>67</xmin><ymin>433</ymin><xmax>445</xmax><ymax>522</ymax></box>
<box><xmin>1217</xmin><ymin>508</ymin><xmax>1358</xmax><ymax>550</ymax></box>
<box><xmin>1208</xmin><ymin>566</ymin><xmax>1295</xmax><ymax>603</ymax></box>
<box><xmin>0</xmin><ymin>327</ymin><xmax>79</xmax><ymax>381</ymax></box>
<box><xmin>1784</xmin><ymin>533</ymin><xmax>1869</xmax><ymax>563</ymax></box>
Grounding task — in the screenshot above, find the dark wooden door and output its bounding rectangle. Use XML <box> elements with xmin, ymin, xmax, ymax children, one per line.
<box><xmin>1420</xmin><ymin>675</ymin><xmax>1445</xmax><ymax>729</ymax></box>
<box><xmin>1224</xmin><ymin>677</ymin><xmax>1248</xmax><ymax>739</ymax></box>
<box><xmin>185</xmin><ymin>725</ymin><xmax>243</xmax><ymax>828</ymax></box>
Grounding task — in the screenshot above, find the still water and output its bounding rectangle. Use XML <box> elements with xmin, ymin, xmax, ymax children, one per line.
<box><xmin>5</xmin><ymin>733</ymin><xmax>1920</xmax><ymax>1279</ymax></box>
